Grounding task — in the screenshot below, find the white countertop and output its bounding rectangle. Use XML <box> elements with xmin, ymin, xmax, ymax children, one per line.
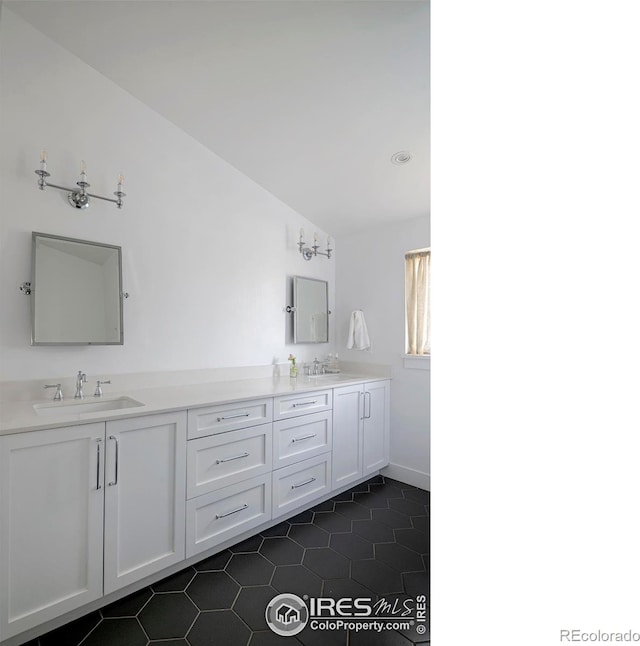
<box><xmin>0</xmin><ymin>373</ymin><xmax>387</xmax><ymax>435</ymax></box>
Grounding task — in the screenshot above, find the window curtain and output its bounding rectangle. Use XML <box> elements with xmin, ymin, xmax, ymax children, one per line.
<box><xmin>405</xmin><ymin>250</ymin><xmax>430</xmax><ymax>355</ymax></box>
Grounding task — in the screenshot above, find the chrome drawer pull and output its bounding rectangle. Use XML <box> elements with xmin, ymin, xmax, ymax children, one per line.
<box><xmin>217</xmin><ymin>412</ymin><xmax>251</xmax><ymax>422</ymax></box>
<box><xmin>292</xmin><ymin>433</ymin><xmax>317</xmax><ymax>443</ymax></box>
<box><xmin>292</xmin><ymin>400</ymin><xmax>318</xmax><ymax>408</ymax></box>
<box><xmin>216</xmin><ymin>451</ymin><xmax>250</xmax><ymax>464</ymax></box>
<box><xmin>108</xmin><ymin>435</ymin><xmax>119</xmax><ymax>486</ymax></box>
<box><xmin>216</xmin><ymin>503</ymin><xmax>249</xmax><ymax>519</ymax></box>
<box><xmin>96</xmin><ymin>439</ymin><xmax>102</xmax><ymax>490</ymax></box>
<box><xmin>291</xmin><ymin>477</ymin><xmax>316</xmax><ymax>489</ymax></box>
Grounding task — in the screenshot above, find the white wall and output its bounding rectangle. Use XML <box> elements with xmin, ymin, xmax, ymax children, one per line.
<box><xmin>336</xmin><ymin>216</ymin><xmax>430</xmax><ymax>489</ymax></box>
<box><xmin>0</xmin><ymin>8</ymin><xmax>335</xmax><ymax>381</ymax></box>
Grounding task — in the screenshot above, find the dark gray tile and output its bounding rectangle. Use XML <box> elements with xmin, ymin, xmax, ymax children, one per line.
<box><xmin>138</xmin><ymin>592</ymin><xmax>198</xmax><ymax>640</ymax></box>
<box><xmin>395</xmin><ymin>528</ymin><xmax>429</xmax><ymax>555</ymax></box>
<box><xmin>403</xmin><ymin>571</ymin><xmax>430</xmax><ymax>597</ymax></box>
<box><xmin>250</xmin><ymin>630</ymin><xmax>302</xmax><ymax>646</ymax></box>
<box><xmin>151</xmin><ymin>567</ymin><xmax>196</xmax><ymax>592</ymax></box>
<box><xmin>260</xmin><ymin>521</ymin><xmax>291</xmax><ymax>538</ymax></box>
<box><xmin>322</xmin><ymin>577</ymin><xmax>375</xmax><ymax>600</ymax></box>
<box><xmin>303</xmin><ymin>547</ymin><xmax>350</xmax><ymax>580</ymax></box>
<box><xmin>186</xmin><ymin>570</ymin><xmax>240</xmax><ymax>610</ymax></box>
<box><xmin>376</xmin><ymin>543</ymin><xmax>424</xmax><ymax>574</ymax></box>
<box><xmin>289</xmin><ymin>509</ymin><xmax>314</xmax><ymax>524</ymax></box>
<box><xmin>149</xmin><ymin>641</ymin><xmax>188</xmax><ymax>646</ymax></box>
<box><xmin>259</xmin><ymin>536</ymin><xmax>304</xmax><ymax>565</ymax></box>
<box><xmin>80</xmin><ymin>618</ymin><xmax>147</xmax><ymax>646</ymax></box>
<box><xmin>310</xmin><ymin>499</ymin><xmax>335</xmax><ymax>513</ymax></box>
<box><xmin>230</xmin><ymin>534</ymin><xmax>263</xmax><ymax>552</ymax></box>
<box><xmin>350</xmin><ymin>628</ymin><xmax>413</xmax><ymax>646</ymax></box>
<box><xmin>367</xmin><ymin>475</ymin><xmax>385</xmax><ymax>485</ymax></box>
<box><xmin>411</xmin><ymin>516</ymin><xmax>429</xmax><ymax>534</ymax></box>
<box><xmin>226</xmin><ymin>552</ymin><xmax>275</xmax><ymax>586</ymax></box>
<box><xmin>329</xmin><ymin>533</ymin><xmax>374</xmax><ymax>561</ymax></box>
<box><xmin>333</xmin><ymin>501</ymin><xmax>371</xmax><ymax>520</ymax></box>
<box><xmin>368</xmin><ymin>483</ymin><xmax>405</xmax><ymax>499</ymax></box>
<box><xmin>403</xmin><ymin>488</ymin><xmax>429</xmax><ymax>504</ymax></box>
<box><xmin>297</xmin><ymin>622</ymin><xmax>347</xmax><ymax>646</ymax></box>
<box><xmin>388</xmin><ymin>498</ymin><xmax>428</xmax><ymax>517</ymax></box>
<box><xmin>312</xmin><ymin>511</ymin><xmax>352</xmax><ymax>534</ymax></box>
<box><xmin>194</xmin><ymin>549</ymin><xmax>232</xmax><ymax>571</ymax></box>
<box><xmin>371</xmin><ymin>508</ymin><xmax>413</xmax><ymax>530</ymax></box>
<box><xmin>352</xmin><ymin>519</ymin><xmax>396</xmax><ymax>544</ymax></box>
<box><xmin>330</xmin><ymin>490</ymin><xmax>354</xmax><ymax>502</ymax></box>
<box><xmin>40</xmin><ymin>611</ymin><xmax>101</xmax><ymax>646</ymax></box>
<box><xmin>352</xmin><ymin>491</ymin><xmax>390</xmax><ymax>509</ymax></box>
<box><xmin>288</xmin><ymin>523</ymin><xmax>330</xmax><ymax>548</ymax></box>
<box><xmin>101</xmin><ymin>587</ymin><xmax>152</xmax><ymax>618</ymax></box>
<box><xmin>271</xmin><ymin>564</ymin><xmax>322</xmax><ymax>598</ymax></box>
<box><xmin>233</xmin><ymin>585</ymin><xmax>278</xmax><ymax>631</ymax></box>
<box><xmin>187</xmin><ymin>610</ymin><xmax>251</xmax><ymax>646</ymax></box>
<box><xmin>351</xmin><ymin>560</ymin><xmax>403</xmax><ymax>595</ymax></box>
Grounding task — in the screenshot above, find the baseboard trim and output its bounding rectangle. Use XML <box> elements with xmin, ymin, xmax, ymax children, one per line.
<box><xmin>381</xmin><ymin>463</ymin><xmax>430</xmax><ymax>491</ymax></box>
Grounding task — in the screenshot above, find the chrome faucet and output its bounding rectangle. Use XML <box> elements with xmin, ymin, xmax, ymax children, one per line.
<box><xmin>74</xmin><ymin>371</ymin><xmax>87</xmax><ymax>399</ymax></box>
<box><xmin>94</xmin><ymin>380</ymin><xmax>111</xmax><ymax>397</ymax></box>
<box><xmin>312</xmin><ymin>358</ymin><xmax>321</xmax><ymax>376</ymax></box>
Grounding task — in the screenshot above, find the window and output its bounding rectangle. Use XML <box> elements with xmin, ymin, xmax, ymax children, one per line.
<box><xmin>405</xmin><ymin>248</ymin><xmax>430</xmax><ymax>355</ymax></box>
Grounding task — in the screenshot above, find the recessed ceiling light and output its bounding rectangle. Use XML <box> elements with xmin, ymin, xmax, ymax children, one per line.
<box><xmin>391</xmin><ymin>151</ymin><xmax>412</xmax><ymax>165</ymax></box>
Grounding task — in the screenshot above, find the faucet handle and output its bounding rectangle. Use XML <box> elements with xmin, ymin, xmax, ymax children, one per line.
<box><xmin>44</xmin><ymin>384</ymin><xmax>64</xmax><ymax>401</ymax></box>
<box><xmin>94</xmin><ymin>380</ymin><xmax>111</xmax><ymax>397</ymax></box>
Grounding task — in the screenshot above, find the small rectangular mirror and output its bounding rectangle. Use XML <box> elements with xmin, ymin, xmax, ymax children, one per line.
<box><xmin>293</xmin><ymin>276</ymin><xmax>328</xmax><ymax>343</ymax></box>
<box><xmin>31</xmin><ymin>232</ymin><xmax>124</xmax><ymax>345</ymax></box>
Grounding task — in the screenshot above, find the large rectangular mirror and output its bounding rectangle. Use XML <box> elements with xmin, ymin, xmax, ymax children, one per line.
<box><xmin>31</xmin><ymin>232</ymin><xmax>124</xmax><ymax>345</ymax></box>
<box><xmin>293</xmin><ymin>276</ymin><xmax>328</xmax><ymax>343</ymax></box>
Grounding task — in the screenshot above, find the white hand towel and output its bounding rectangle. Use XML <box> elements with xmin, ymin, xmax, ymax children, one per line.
<box><xmin>347</xmin><ymin>310</ymin><xmax>371</xmax><ymax>350</ymax></box>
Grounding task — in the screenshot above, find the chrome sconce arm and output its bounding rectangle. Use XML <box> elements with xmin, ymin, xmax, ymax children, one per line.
<box><xmin>298</xmin><ymin>228</ymin><xmax>332</xmax><ymax>261</ymax></box>
<box><xmin>35</xmin><ymin>152</ymin><xmax>126</xmax><ymax>210</ymax></box>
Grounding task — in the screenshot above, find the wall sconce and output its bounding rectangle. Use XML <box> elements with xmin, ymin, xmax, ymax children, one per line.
<box><xmin>298</xmin><ymin>228</ymin><xmax>332</xmax><ymax>261</ymax></box>
<box><xmin>35</xmin><ymin>151</ymin><xmax>126</xmax><ymax>209</ymax></box>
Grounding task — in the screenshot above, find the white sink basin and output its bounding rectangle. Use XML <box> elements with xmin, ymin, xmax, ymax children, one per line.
<box><xmin>34</xmin><ymin>396</ymin><xmax>144</xmax><ymax>417</ymax></box>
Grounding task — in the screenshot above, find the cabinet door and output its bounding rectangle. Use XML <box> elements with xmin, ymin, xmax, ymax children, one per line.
<box><xmin>362</xmin><ymin>380</ymin><xmax>390</xmax><ymax>475</ymax></box>
<box><xmin>0</xmin><ymin>423</ymin><xmax>105</xmax><ymax>640</ymax></box>
<box><xmin>331</xmin><ymin>384</ymin><xmax>363</xmax><ymax>489</ymax></box>
<box><xmin>104</xmin><ymin>412</ymin><xmax>187</xmax><ymax>595</ymax></box>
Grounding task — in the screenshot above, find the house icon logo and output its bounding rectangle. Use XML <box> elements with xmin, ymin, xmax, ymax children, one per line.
<box><xmin>265</xmin><ymin>593</ymin><xmax>309</xmax><ymax>636</ymax></box>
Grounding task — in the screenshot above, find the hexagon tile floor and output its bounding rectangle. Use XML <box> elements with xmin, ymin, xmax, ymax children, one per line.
<box><xmin>26</xmin><ymin>476</ymin><xmax>429</xmax><ymax>646</ymax></box>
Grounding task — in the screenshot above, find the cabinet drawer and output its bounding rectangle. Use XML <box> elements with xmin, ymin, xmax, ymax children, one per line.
<box><xmin>188</xmin><ymin>398</ymin><xmax>273</xmax><ymax>439</ymax></box>
<box><xmin>187</xmin><ymin>423</ymin><xmax>272</xmax><ymax>499</ymax></box>
<box><xmin>273</xmin><ymin>411</ymin><xmax>332</xmax><ymax>469</ymax></box>
<box><xmin>273</xmin><ymin>389</ymin><xmax>332</xmax><ymax>420</ymax></box>
<box><xmin>186</xmin><ymin>474</ymin><xmax>271</xmax><ymax>558</ymax></box>
<box><xmin>272</xmin><ymin>453</ymin><xmax>332</xmax><ymax>518</ymax></box>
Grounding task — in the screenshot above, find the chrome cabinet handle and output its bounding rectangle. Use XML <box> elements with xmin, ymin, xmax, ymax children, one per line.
<box><xmin>364</xmin><ymin>391</ymin><xmax>372</xmax><ymax>419</ymax></box>
<box><xmin>96</xmin><ymin>439</ymin><xmax>102</xmax><ymax>490</ymax></box>
<box><xmin>292</xmin><ymin>433</ymin><xmax>317</xmax><ymax>443</ymax></box>
<box><xmin>215</xmin><ymin>503</ymin><xmax>249</xmax><ymax>519</ymax></box>
<box><xmin>359</xmin><ymin>390</ymin><xmax>363</xmax><ymax>420</ymax></box>
<box><xmin>108</xmin><ymin>435</ymin><xmax>119</xmax><ymax>486</ymax></box>
<box><xmin>216</xmin><ymin>452</ymin><xmax>250</xmax><ymax>464</ymax></box>
<box><xmin>292</xmin><ymin>400</ymin><xmax>317</xmax><ymax>408</ymax></box>
<box><xmin>291</xmin><ymin>477</ymin><xmax>316</xmax><ymax>489</ymax></box>
<box><xmin>217</xmin><ymin>412</ymin><xmax>250</xmax><ymax>422</ymax></box>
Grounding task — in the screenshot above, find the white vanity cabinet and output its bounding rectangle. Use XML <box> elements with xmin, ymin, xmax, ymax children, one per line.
<box><xmin>0</xmin><ymin>423</ymin><xmax>105</xmax><ymax>640</ymax></box>
<box><xmin>332</xmin><ymin>380</ymin><xmax>390</xmax><ymax>490</ymax></box>
<box><xmin>0</xmin><ymin>412</ymin><xmax>186</xmax><ymax>641</ymax></box>
<box><xmin>103</xmin><ymin>412</ymin><xmax>187</xmax><ymax>594</ymax></box>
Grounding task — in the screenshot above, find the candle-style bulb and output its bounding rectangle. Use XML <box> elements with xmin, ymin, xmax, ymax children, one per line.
<box><xmin>314</xmin><ymin>232</ymin><xmax>319</xmax><ymax>245</ymax></box>
<box><xmin>299</xmin><ymin>228</ymin><xmax>305</xmax><ymax>240</ymax></box>
<box><xmin>327</xmin><ymin>236</ymin><xmax>331</xmax><ymax>249</ymax></box>
<box><xmin>80</xmin><ymin>160</ymin><xmax>87</xmax><ymax>175</ymax></box>
<box><xmin>40</xmin><ymin>150</ymin><xmax>47</xmax><ymax>162</ymax></box>
<box><xmin>117</xmin><ymin>174</ymin><xmax>124</xmax><ymax>186</ymax></box>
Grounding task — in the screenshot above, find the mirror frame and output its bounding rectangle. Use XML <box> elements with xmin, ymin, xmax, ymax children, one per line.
<box><xmin>31</xmin><ymin>231</ymin><xmax>124</xmax><ymax>346</ymax></box>
<box><xmin>293</xmin><ymin>275</ymin><xmax>329</xmax><ymax>344</ymax></box>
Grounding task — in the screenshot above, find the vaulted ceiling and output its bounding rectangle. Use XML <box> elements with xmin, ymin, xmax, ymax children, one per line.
<box><xmin>7</xmin><ymin>0</ymin><xmax>429</xmax><ymax>237</ymax></box>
